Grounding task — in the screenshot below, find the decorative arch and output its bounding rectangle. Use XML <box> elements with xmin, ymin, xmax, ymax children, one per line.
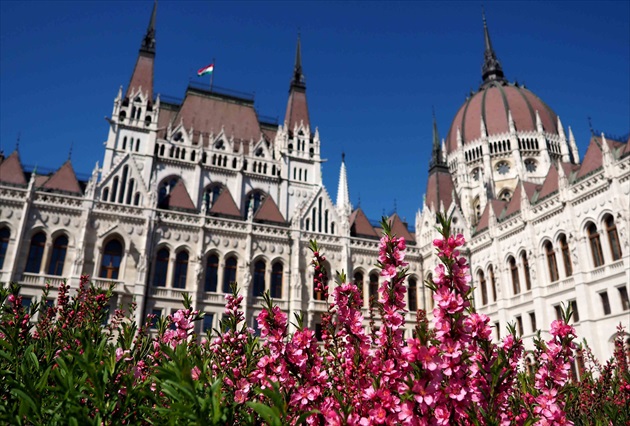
<box><xmin>244</xmin><ymin>189</ymin><xmax>267</xmax><ymax>216</ymax></box>
<box><xmin>153</xmin><ymin>246</ymin><xmax>170</xmax><ymax>287</ymax></box>
<box><xmin>204</xmin><ymin>251</ymin><xmax>221</xmax><ymax>292</ymax></box>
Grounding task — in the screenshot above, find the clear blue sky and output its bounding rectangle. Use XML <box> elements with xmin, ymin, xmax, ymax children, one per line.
<box><xmin>1</xmin><ymin>1</ymin><xmax>628</xmax><ymax>226</ymax></box>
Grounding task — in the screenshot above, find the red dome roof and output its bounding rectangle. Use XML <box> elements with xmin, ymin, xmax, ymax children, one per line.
<box><xmin>445</xmin><ymin>82</ymin><xmax>559</xmax><ymax>153</ymax></box>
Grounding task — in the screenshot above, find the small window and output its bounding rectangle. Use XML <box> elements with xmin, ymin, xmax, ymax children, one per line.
<box><xmin>509</xmin><ymin>256</ymin><xmax>520</xmax><ymax>295</ymax></box>
<box><xmin>570</xmin><ymin>300</ymin><xmax>579</xmax><ymax>322</ymax></box>
<box><xmin>150</xmin><ymin>308</ymin><xmax>162</xmax><ymax>329</ymax></box>
<box><xmin>529</xmin><ymin>312</ymin><xmax>537</xmax><ymax>332</ymax></box>
<box><xmin>554</xmin><ymin>305</ymin><xmax>562</xmax><ymax>321</ymax></box>
<box><xmin>271</xmin><ymin>262</ymin><xmax>283</xmax><ymax>299</ymax></box>
<box><xmin>173</xmin><ymin>251</ymin><xmax>189</xmax><ymax>289</ymax></box>
<box><xmin>587</xmin><ymin>222</ymin><xmax>604</xmax><ymax>267</ymax></box>
<box><xmin>545</xmin><ymin>241</ymin><xmax>559</xmax><ymax>282</ymax></box>
<box><xmin>521</xmin><ymin>252</ymin><xmax>532</xmax><ymax>291</ymax></box>
<box><xmin>100</xmin><ymin>239</ymin><xmax>124</xmax><ymax>280</ymax></box>
<box><xmin>369</xmin><ymin>273</ymin><xmax>379</xmax><ymax>300</ymax></box>
<box><xmin>600</xmin><ymin>292</ymin><xmax>611</xmax><ymax>315</ymax></box>
<box><xmin>48</xmin><ymin>235</ymin><xmax>68</xmax><ymax>276</ymax></box>
<box><xmin>516</xmin><ymin>315</ymin><xmax>523</xmax><ymax>336</ymax></box>
<box><xmin>25</xmin><ymin>232</ymin><xmax>46</xmax><ymax>274</ymax></box>
<box><xmin>223</xmin><ymin>257</ymin><xmax>237</xmax><ymax>293</ymax></box>
<box><xmin>559</xmin><ymin>235</ymin><xmax>572</xmax><ymax>277</ymax></box>
<box><xmin>489</xmin><ymin>265</ymin><xmax>497</xmax><ymax>302</ymax></box>
<box><xmin>203</xmin><ymin>313</ymin><xmax>214</xmax><ymax>333</ymax></box>
<box><xmin>494</xmin><ymin>321</ymin><xmax>501</xmax><ymax>340</ymax></box>
<box><xmin>619</xmin><ymin>287</ymin><xmax>630</xmax><ymax>311</ymax></box>
<box><xmin>478</xmin><ymin>271</ymin><xmax>488</xmax><ymax>306</ymax></box>
<box><xmin>0</xmin><ymin>227</ymin><xmax>10</xmax><ymax>270</ymax></box>
<box><xmin>605</xmin><ymin>215</ymin><xmax>622</xmax><ymax>261</ymax></box>
<box><xmin>253</xmin><ymin>260</ymin><xmax>266</xmax><ymax>297</ymax></box>
<box><xmin>353</xmin><ymin>271</ymin><xmax>364</xmax><ymax>299</ymax></box>
<box><xmin>408</xmin><ymin>278</ymin><xmax>417</xmax><ymax>312</ymax></box>
<box><xmin>471</xmin><ymin>167</ymin><xmax>482</xmax><ymax>181</ymax></box>
<box><xmin>498</xmin><ymin>189</ymin><xmax>512</xmax><ymax>202</ymax></box>
<box><xmin>153</xmin><ymin>248</ymin><xmax>169</xmax><ymax>287</ymax></box>
<box><xmin>205</xmin><ymin>254</ymin><xmax>219</xmax><ymax>292</ymax></box>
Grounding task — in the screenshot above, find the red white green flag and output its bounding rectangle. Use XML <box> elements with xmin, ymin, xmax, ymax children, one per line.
<box><xmin>197</xmin><ymin>64</ymin><xmax>214</xmax><ymax>76</ymax></box>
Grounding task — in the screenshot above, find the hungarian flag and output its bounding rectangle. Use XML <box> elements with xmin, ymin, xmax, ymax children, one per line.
<box><xmin>197</xmin><ymin>64</ymin><xmax>214</xmax><ymax>76</ymax></box>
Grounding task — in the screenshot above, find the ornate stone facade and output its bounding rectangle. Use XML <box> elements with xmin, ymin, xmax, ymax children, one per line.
<box><xmin>0</xmin><ymin>3</ymin><xmax>421</xmax><ymax>337</ymax></box>
<box><xmin>416</xmin><ymin>14</ymin><xmax>630</xmax><ymax>363</ymax></box>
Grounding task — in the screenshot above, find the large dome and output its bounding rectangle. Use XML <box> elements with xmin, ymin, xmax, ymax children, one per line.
<box><xmin>445</xmin><ymin>82</ymin><xmax>559</xmax><ymax>153</ymax></box>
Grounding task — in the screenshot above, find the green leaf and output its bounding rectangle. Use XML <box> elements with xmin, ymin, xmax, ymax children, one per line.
<box><xmin>246</xmin><ymin>401</ymin><xmax>282</xmax><ymax>426</ymax></box>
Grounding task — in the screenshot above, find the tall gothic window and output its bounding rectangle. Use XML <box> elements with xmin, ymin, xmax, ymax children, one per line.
<box><xmin>271</xmin><ymin>262</ymin><xmax>283</xmax><ymax>299</ymax></box>
<box><xmin>545</xmin><ymin>241</ymin><xmax>559</xmax><ymax>282</ymax></box>
<box><xmin>479</xmin><ymin>271</ymin><xmax>488</xmax><ymax>306</ymax></box>
<box><xmin>47</xmin><ymin>235</ymin><xmax>68</xmax><ymax>276</ymax></box>
<box><xmin>605</xmin><ymin>215</ymin><xmax>622</xmax><ymax>261</ymax></box>
<box><xmin>353</xmin><ymin>271</ymin><xmax>364</xmax><ymax>299</ymax></box>
<box><xmin>25</xmin><ymin>232</ymin><xmax>46</xmax><ymax>273</ymax></box>
<box><xmin>205</xmin><ymin>254</ymin><xmax>219</xmax><ymax>292</ymax></box>
<box><xmin>408</xmin><ymin>277</ymin><xmax>418</xmax><ymax>312</ymax></box>
<box><xmin>369</xmin><ymin>272</ymin><xmax>379</xmax><ymax>301</ymax></box>
<box><xmin>559</xmin><ymin>234</ymin><xmax>572</xmax><ymax>277</ymax></box>
<box><xmin>509</xmin><ymin>256</ymin><xmax>520</xmax><ymax>295</ymax></box>
<box><xmin>489</xmin><ymin>265</ymin><xmax>497</xmax><ymax>302</ymax></box>
<box><xmin>587</xmin><ymin>222</ymin><xmax>604</xmax><ymax>267</ymax></box>
<box><xmin>173</xmin><ymin>251</ymin><xmax>189</xmax><ymax>289</ymax></box>
<box><xmin>223</xmin><ymin>256</ymin><xmax>237</xmax><ymax>293</ymax></box>
<box><xmin>153</xmin><ymin>248</ymin><xmax>169</xmax><ymax>287</ymax></box>
<box><xmin>522</xmin><ymin>252</ymin><xmax>532</xmax><ymax>290</ymax></box>
<box><xmin>253</xmin><ymin>260</ymin><xmax>266</xmax><ymax>297</ymax></box>
<box><xmin>99</xmin><ymin>239</ymin><xmax>123</xmax><ymax>279</ymax></box>
<box><xmin>0</xmin><ymin>227</ymin><xmax>10</xmax><ymax>270</ymax></box>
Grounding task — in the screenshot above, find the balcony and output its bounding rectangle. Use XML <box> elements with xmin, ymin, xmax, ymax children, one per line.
<box><xmin>150</xmin><ymin>286</ymin><xmax>192</xmax><ymax>300</ymax></box>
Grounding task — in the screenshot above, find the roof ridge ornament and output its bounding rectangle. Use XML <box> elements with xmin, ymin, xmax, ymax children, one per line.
<box><xmin>480</xmin><ymin>7</ymin><xmax>506</xmax><ymax>89</ymax></box>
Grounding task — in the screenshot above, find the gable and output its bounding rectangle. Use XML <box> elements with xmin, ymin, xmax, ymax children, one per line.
<box><xmin>301</xmin><ymin>186</ymin><xmax>341</xmax><ymax>234</ymax></box>
<box><xmin>209</xmin><ymin>188</ymin><xmax>241</xmax><ymax>218</ymax></box>
<box><xmin>42</xmin><ymin>161</ymin><xmax>82</xmax><ymax>194</ymax></box>
<box><xmin>0</xmin><ymin>151</ymin><xmax>27</xmax><ymax>186</ymax></box>
<box><xmin>97</xmin><ymin>154</ymin><xmax>149</xmax><ymax>204</ymax></box>
<box><xmin>254</xmin><ymin>196</ymin><xmax>286</xmax><ymax>224</ymax></box>
<box><xmin>349</xmin><ymin>208</ymin><xmax>379</xmax><ymax>238</ymax></box>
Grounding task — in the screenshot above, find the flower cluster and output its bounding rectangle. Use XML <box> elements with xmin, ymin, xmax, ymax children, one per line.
<box><xmin>1</xmin><ymin>214</ymin><xmax>627</xmax><ymax>425</ymax></box>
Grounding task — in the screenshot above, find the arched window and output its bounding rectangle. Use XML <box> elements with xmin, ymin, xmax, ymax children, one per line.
<box><xmin>559</xmin><ymin>234</ymin><xmax>572</xmax><ymax>277</ymax></box>
<box><xmin>153</xmin><ymin>248</ymin><xmax>169</xmax><ymax>287</ymax></box>
<box><xmin>353</xmin><ymin>271</ymin><xmax>364</xmax><ymax>298</ymax></box>
<box><xmin>99</xmin><ymin>239</ymin><xmax>123</xmax><ymax>279</ymax></box>
<box><xmin>204</xmin><ymin>184</ymin><xmax>224</xmax><ymax>212</ymax></box>
<box><xmin>134</xmin><ymin>193</ymin><xmax>141</xmax><ymax>206</ymax></box>
<box><xmin>223</xmin><ymin>256</ymin><xmax>237</xmax><ymax>293</ymax></box>
<box><xmin>173</xmin><ymin>251</ymin><xmax>189</xmax><ymax>289</ymax></box>
<box><xmin>605</xmin><ymin>215</ymin><xmax>622</xmax><ymax>261</ymax></box>
<box><xmin>587</xmin><ymin>222</ymin><xmax>604</xmax><ymax>267</ymax></box>
<box><xmin>509</xmin><ymin>256</ymin><xmax>520</xmax><ymax>295</ymax></box>
<box><xmin>25</xmin><ymin>232</ymin><xmax>46</xmax><ymax>273</ymax></box>
<box><xmin>545</xmin><ymin>241</ymin><xmax>559</xmax><ymax>282</ymax></box>
<box><xmin>0</xmin><ymin>227</ymin><xmax>10</xmax><ymax>270</ymax></box>
<box><xmin>204</xmin><ymin>254</ymin><xmax>219</xmax><ymax>292</ymax></box>
<box><xmin>158</xmin><ymin>177</ymin><xmax>179</xmax><ymax>209</ymax></box>
<box><xmin>522</xmin><ymin>252</ymin><xmax>532</xmax><ymax>290</ymax></box>
<box><xmin>253</xmin><ymin>260</ymin><xmax>266</xmax><ymax>297</ymax></box>
<box><xmin>122</xmin><ymin>136</ymin><xmax>127</xmax><ymax>150</ymax></box>
<box><xmin>271</xmin><ymin>262</ymin><xmax>283</xmax><ymax>299</ymax></box>
<box><xmin>246</xmin><ymin>191</ymin><xmax>265</xmax><ymax>215</ymax></box>
<box><xmin>498</xmin><ymin>189</ymin><xmax>512</xmax><ymax>202</ymax></box>
<box><xmin>408</xmin><ymin>277</ymin><xmax>418</xmax><ymax>312</ymax></box>
<box><xmin>47</xmin><ymin>235</ymin><xmax>68</xmax><ymax>276</ymax></box>
<box><xmin>479</xmin><ymin>271</ymin><xmax>488</xmax><ymax>306</ymax></box>
<box><xmin>488</xmin><ymin>265</ymin><xmax>497</xmax><ymax>302</ymax></box>
<box><xmin>369</xmin><ymin>272</ymin><xmax>379</xmax><ymax>300</ymax></box>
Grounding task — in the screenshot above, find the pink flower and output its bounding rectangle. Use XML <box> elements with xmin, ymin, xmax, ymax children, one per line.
<box><xmin>191</xmin><ymin>366</ymin><xmax>201</xmax><ymax>380</ymax></box>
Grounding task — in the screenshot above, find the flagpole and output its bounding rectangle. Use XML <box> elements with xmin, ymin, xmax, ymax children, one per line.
<box><xmin>210</xmin><ymin>57</ymin><xmax>215</xmax><ymax>91</ymax></box>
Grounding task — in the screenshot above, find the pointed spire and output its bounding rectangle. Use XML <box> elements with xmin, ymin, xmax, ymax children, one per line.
<box><xmin>480</xmin><ymin>7</ymin><xmax>506</xmax><ymax>89</ymax></box>
<box><xmin>126</xmin><ymin>2</ymin><xmax>156</xmax><ymax>99</ymax></box>
<box><xmin>535</xmin><ymin>110</ymin><xmax>543</xmax><ymax>132</ymax></box>
<box><xmin>284</xmin><ymin>33</ymin><xmax>310</xmax><ymax>132</ymax></box>
<box><xmin>336</xmin><ymin>152</ymin><xmax>352</xmax><ymax>215</ymax></box>
<box><xmin>430</xmin><ymin>112</ymin><xmax>445</xmax><ymax>169</ymax></box>
<box><xmin>141</xmin><ymin>0</ymin><xmax>157</xmax><ymax>53</ymax></box>
<box><xmin>568</xmin><ymin>126</ymin><xmax>579</xmax><ymax>163</ymax></box>
<box><xmin>290</xmin><ymin>32</ymin><xmax>305</xmax><ymax>89</ymax></box>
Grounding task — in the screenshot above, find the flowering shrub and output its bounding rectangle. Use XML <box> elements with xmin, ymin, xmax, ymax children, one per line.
<box><xmin>1</xmin><ymin>214</ymin><xmax>628</xmax><ymax>425</ymax></box>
